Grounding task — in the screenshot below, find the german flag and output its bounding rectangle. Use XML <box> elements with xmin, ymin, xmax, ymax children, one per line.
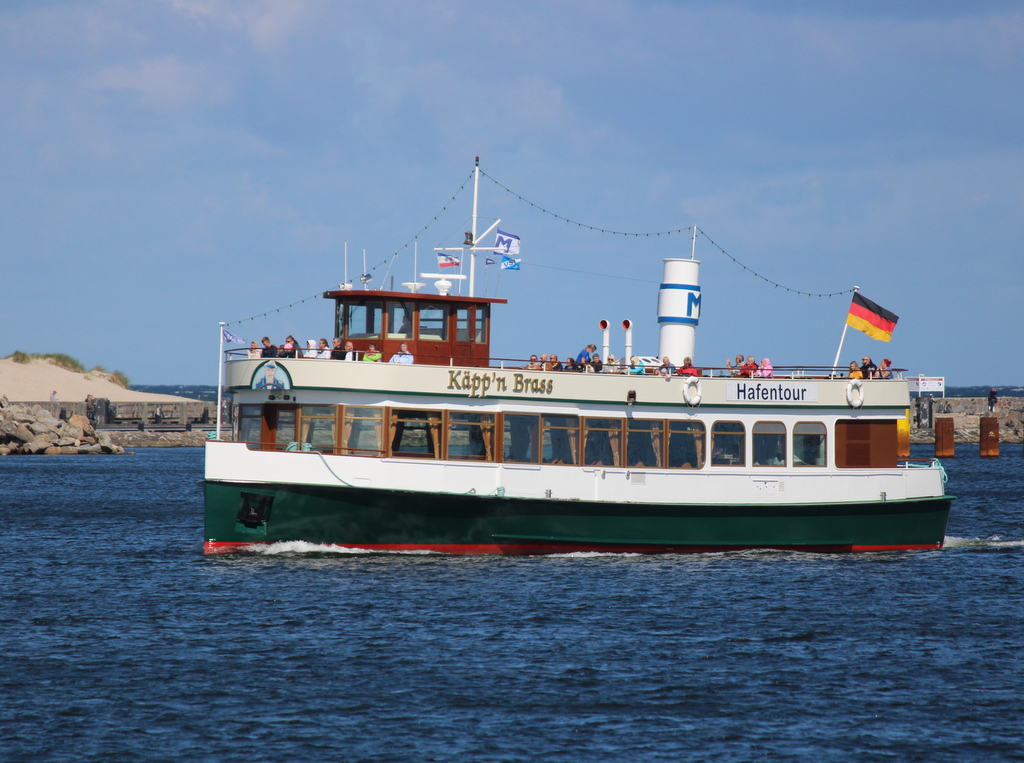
<box><xmin>846</xmin><ymin>293</ymin><xmax>899</xmax><ymax>342</ymax></box>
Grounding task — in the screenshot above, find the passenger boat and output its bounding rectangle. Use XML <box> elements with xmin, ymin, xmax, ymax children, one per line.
<box><xmin>203</xmin><ymin>168</ymin><xmax>953</xmax><ymax>555</ymax></box>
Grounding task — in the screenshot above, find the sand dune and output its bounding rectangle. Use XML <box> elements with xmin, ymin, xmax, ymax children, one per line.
<box><xmin>0</xmin><ymin>358</ymin><xmax>198</xmax><ymax>403</ymax></box>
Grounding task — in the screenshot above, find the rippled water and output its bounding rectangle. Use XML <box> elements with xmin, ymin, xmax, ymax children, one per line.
<box><xmin>2</xmin><ymin>446</ymin><xmax>1023</xmax><ymax>762</ymax></box>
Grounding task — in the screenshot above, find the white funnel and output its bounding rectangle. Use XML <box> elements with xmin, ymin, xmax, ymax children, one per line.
<box><xmin>657</xmin><ymin>258</ymin><xmax>700</xmax><ymax>364</ymax></box>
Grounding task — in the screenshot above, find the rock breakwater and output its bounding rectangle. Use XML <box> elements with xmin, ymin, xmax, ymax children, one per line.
<box><xmin>0</xmin><ymin>403</ymin><xmax>126</xmax><ymax>455</ymax></box>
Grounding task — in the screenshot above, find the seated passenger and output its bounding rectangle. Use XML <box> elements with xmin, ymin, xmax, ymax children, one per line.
<box><xmin>280</xmin><ymin>335</ymin><xmax>298</xmax><ymax>358</ymax></box>
<box><xmin>861</xmin><ymin>356</ymin><xmax>878</xmax><ymax>378</ymax></box>
<box><xmin>340</xmin><ymin>341</ymin><xmax>359</xmax><ymax>361</ymax></box>
<box><xmin>316</xmin><ymin>338</ymin><xmax>332</xmax><ymax>359</ymax></box>
<box><xmin>548</xmin><ymin>354</ymin><xmax>564</xmax><ymax>372</ymax></box>
<box><xmin>363</xmin><ymin>343</ymin><xmax>382</xmax><ymax>362</ymax></box>
<box><xmin>628</xmin><ymin>356</ymin><xmax>645</xmax><ymax>375</ymax></box>
<box><xmin>524</xmin><ymin>355</ymin><xmax>542</xmax><ymax>370</ymax></box>
<box><xmin>304</xmin><ymin>340</ymin><xmax>318</xmax><ymax>358</ymax></box>
<box><xmin>677</xmin><ymin>357</ymin><xmax>699</xmax><ymax>376</ymax></box>
<box><xmin>330</xmin><ymin>338</ymin><xmax>345</xmax><ymax>359</ymax></box>
<box><xmin>591</xmin><ymin>355</ymin><xmax>603</xmax><ymax>373</ymax></box>
<box><xmin>847</xmin><ymin>361</ymin><xmax>864</xmax><ymax>379</ymax></box>
<box><xmin>248</xmin><ymin>341</ymin><xmax>261</xmax><ymax>359</ymax></box>
<box><xmin>564</xmin><ymin>358</ymin><xmax>578</xmax><ymax>372</ymax></box>
<box><xmin>658</xmin><ymin>356</ymin><xmax>676</xmax><ymax>377</ymax></box>
<box><xmin>605</xmin><ymin>354</ymin><xmax>619</xmax><ymax>373</ymax></box>
<box><xmin>740</xmin><ymin>356</ymin><xmax>759</xmax><ymax>377</ymax></box>
<box><xmin>754</xmin><ymin>358</ymin><xmax>774</xmax><ymax>378</ymax></box>
<box><xmin>260</xmin><ymin>336</ymin><xmax>278</xmax><ymax>358</ymax></box>
<box><xmin>878</xmin><ymin>358</ymin><xmax>893</xmax><ymax>379</ymax></box>
<box><xmin>389</xmin><ymin>342</ymin><xmax>414</xmax><ymax>364</ymax></box>
<box><xmin>725</xmin><ymin>354</ymin><xmax>744</xmax><ymax>376</ymax></box>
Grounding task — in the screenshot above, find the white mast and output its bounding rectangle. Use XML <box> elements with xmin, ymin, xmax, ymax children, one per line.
<box><xmin>469</xmin><ymin>157</ymin><xmax>480</xmax><ymax>297</ymax></box>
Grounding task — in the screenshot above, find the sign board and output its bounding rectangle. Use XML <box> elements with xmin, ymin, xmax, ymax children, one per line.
<box><xmin>908</xmin><ymin>376</ymin><xmax>945</xmax><ymax>396</ymax></box>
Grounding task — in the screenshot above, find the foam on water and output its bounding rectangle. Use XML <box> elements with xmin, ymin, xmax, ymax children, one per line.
<box><xmin>944</xmin><ymin>536</ymin><xmax>1024</xmax><ymax>549</ymax></box>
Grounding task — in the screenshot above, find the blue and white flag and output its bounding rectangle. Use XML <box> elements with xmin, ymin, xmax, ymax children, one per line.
<box><xmin>222</xmin><ymin>328</ymin><xmax>245</xmax><ymax>344</ymax></box>
<box><xmin>437</xmin><ymin>253</ymin><xmax>460</xmax><ymax>268</ymax></box>
<box><xmin>500</xmin><ymin>255</ymin><xmax>521</xmax><ymax>271</ymax></box>
<box><xmin>485</xmin><ymin>257</ymin><xmax>496</xmax><ymax>265</ymax></box>
<box><xmin>494</xmin><ymin>229</ymin><xmax>520</xmax><ymax>258</ymax></box>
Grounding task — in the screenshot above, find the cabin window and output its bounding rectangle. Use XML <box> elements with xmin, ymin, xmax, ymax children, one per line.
<box><xmin>542</xmin><ymin>415</ymin><xmax>580</xmax><ymax>465</ymax></box>
<box><xmin>836</xmin><ymin>420</ymin><xmax>897</xmax><ymax>468</ymax></box>
<box><xmin>390</xmin><ymin>409</ymin><xmax>442</xmax><ymax>459</ymax></box>
<box><xmin>419</xmin><ymin>304</ymin><xmax>448</xmax><ymax>341</ymax></box>
<box><xmin>668</xmin><ymin>420</ymin><xmax>705</xmax><ymax>469</ymax></box>
<box><xmin>345</xmin><ymin>302</ymin><xmax>382</xmax><ymax>339</ymax></box>
<box><xmin>583</xmin><ymin>418</ymin><xmax>622</xmax><ymax>466</ymax></box>
<box><xmin>711</xmin><ymin>421</ymin><xmax>745</xmax><ymax>466</ymax></box>
<box><xmin>446</xmin><ymin>412</ymin><xmax>495</xmax><ymax>461</ymax></box>
<box><xmin>456</xmin><ymin>308</ymin><xmax>472</xmax><ymax>342</ymax></box>
<box><xmin>386</xmin><ymin>301</ymin><xmax>413</xmax><ymax>339</ymax></box>
<box><xmin>299</xmin><ymin>405</ymin><xmax>338</xmax><ymax>453</ymax></box>
<box><xmin>626</xmin><ymin>420</ymin><xmax>663</xmax><ymax>468</ymax></box>
<box><xmin>341</xmin><ymin>406</ymin><xmax>384</xmax><ymax>457</ymax></box>
<box><xmin>752</xmin><ymin>421</ymin><xmax>786</xmax><ymax>467</ymax></box>
<box><xmin>237</xmin><ymin>405</ymin><xmax>262</xmax><ymax>447</ymax></box>
<box><xmin>793</xmin><ymin>422</ymin><xmax>827</xmax><ymax>466</ymax></box>
<box><xmin>273</xmin><ymin>407</ymin><xmax>297</xmax><ymax>451</ymax></box>
<box><xmin>475</xmin><ymin>307</ymin><xmax>487</xmax><ymax>343</ymax></box>
<box><xmin>503</xmin><ymin>414</ymin><xmax>540</xmax><ymax>463</ymax></box>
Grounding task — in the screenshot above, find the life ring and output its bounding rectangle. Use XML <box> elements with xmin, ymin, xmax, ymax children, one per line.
<box><xmin>682</xmin><ymin>376</ymin><xmax>702</xmax><ymax>407</ymax></box>
<box><xmin>846</xmin><ymin>379</ymin><xmax>864</xmax><ymax>408</ymax></box>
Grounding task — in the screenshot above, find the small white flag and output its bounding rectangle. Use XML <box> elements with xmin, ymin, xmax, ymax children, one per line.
<box><xmin>222</xmin><ymin>329</ymin><xmax>245</xmax><ymax>344</ymax></box>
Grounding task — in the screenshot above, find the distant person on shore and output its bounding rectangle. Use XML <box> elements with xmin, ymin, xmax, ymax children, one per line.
<box><xmin>878</xmin><ymin>359</ymin><xmax>893</xmax><ymax>379</ymax></box>
<box><xmin>260</xmin><ymin>337</ymin><xmax>278</xmax><ymax>358</ymax></box>
<box><xmin>847</xmin><ymin>361</ymin><xmax>864</xmax><ymax>379</ymax></box>
<box><xmin>50</xmin><ymin>391</ymin><xmax>57</xmax><ymax>401</ymax></box>
<box><xmin>989</xmin><ymin>388</ymin><xmax>998</xmax><ymax>412</ymax></box>
<box><xmin>389</xmin><ymin>342</ymin><xmax>414</xmax><ymax>364</ymax></box>
<box><xmin>248</xmin><ymin>341</ymin><xmax>261</xmax><ymax>359</ymax></box>
<box><xmin>363</xmin><ymin>343</ymin><xmax>382</xmax><ymax>362</ymax></box>
<box><xmin>1</xmin><ymin>394</ymin><xmax>9</xmax><ymax>408</ymax></box>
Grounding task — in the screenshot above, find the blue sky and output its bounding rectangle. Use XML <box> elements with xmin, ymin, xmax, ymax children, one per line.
<box><xmin>2</xmin><ymin>1</ymin><xmax>1021</xmax><ymax>386</ymax></box>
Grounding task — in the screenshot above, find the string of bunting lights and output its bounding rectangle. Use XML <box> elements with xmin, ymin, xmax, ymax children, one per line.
<box><xmin>696</xmin><ymin>229</ymin><xmax>855</xmax><ymax>299</ymax></box>
<box><xmin>228</xmin><ymin>170</ymin><xmax>855</xmax><ymax>326</ymax></box>
<box><xmin>484</xmin><ymin>171</ymin><xmax>855</xmax><ymax>299</ymax></box>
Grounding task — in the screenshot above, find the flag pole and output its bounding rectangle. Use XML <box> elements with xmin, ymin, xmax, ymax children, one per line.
<box><xmin>216</xmin><ymin>322</ymin><xmax>225</xmax><ymax>440</ymax></box>
<box><xmin>831</xmin><ymin>286</ymin><xmax>859</xmax><ymax>378</ymax></box>
<box><xmin>469</xmin><ymin>156</ymin><xmax>480</xmax><ymax>298</ymax></box>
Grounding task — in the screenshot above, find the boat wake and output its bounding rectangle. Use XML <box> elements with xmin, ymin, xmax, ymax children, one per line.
<box><xmin>944</xmin><ymin>536</ymin><xmax>1024</xmax><ymax>549</ymax></box>
<box><xmin>249</xmin><ymin>541</ymin><xmax>437</xmax><ymax>556</ymax></box>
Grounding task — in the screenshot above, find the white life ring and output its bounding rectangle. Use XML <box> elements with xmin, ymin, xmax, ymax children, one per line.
<box><xmin>846</xmin><ymin>379</ymin><xmax>864</xmax><ymax>408</ymax></box>
<box><xmin>682</xmin><ymin>376</ymin><xmax>702</xmax><ymax>407</ymax></box>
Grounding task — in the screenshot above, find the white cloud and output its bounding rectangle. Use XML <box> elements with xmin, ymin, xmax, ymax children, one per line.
<box><xmin>89</xmin><ymin>55</ymin><xmax>217</xmax><ymax>110</ymax></box>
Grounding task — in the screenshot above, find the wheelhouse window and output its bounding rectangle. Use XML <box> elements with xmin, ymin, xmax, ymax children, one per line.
<box><xmin>711</xmin><ymin>421</ymin><xmax>745</xmax><ymax>466</ymax></box>
<box><xmin>273</xmin><ymin>407</ymin><xmax>297</xmax><ymax>451</ymax></box>
<box><xmin>542</xmin><ymin>415</ymin><xmax>580</xmax><ymax>465</ymax></box>
<box><xmin>584</xmin><ymin>418</ymin><xmax>622</xmax><ymax>466</ymax></box>
<box><xmin>299</xmin><ymin>405</ymin><xmax>337</xmax><ymax>453</ymax></box>
<box><xmin>446</xmin><ymin>412</ymin><xmax>495</xmax><ymax>461</ymax></box>
<box><xmin>793</xmin><ymin>422</ymin><xmax>827</xmax><ymax>466</ymax></box>
<box><xmin>237</xmin><ymin>404</ymin><xmax>262</xmax><ymax>446</ymax></box>
<box><xmin>342</xmin><ymin>406</ymin><xmax>384</xmax><ymax>457</ymax></box>
<box><xmin>503</xmin><ymin>414</ymin><xmax>540</xmax><ymax>463</ymax></box>
<box><xmin>418</xmin><ymin>304</ymin><xmax>448</xmax><ymax>341</ymax></box>
<box><xmin>474</xmin><ymin>307</ymin><xmax>487</xmax><ymax>343</ymax></box>
<box><xmin>390</xmin><ymin>409</ymin><xmax>442</xmax><ymax>459</ymax></box>
<box><xmin>456</xmin><ymin>308</ymin><xmax>472</xmax><ymax>342</ymax></box>
<box><xmin>752</xmin><ymin>421</ymin><xmax>786</xmax><ymax>467</ymax></box>
<box><xmin>626</xmin><ymin>420</ymin><xmax>663</xmax><ymax>468</ymax></box>
<box><xmin>345</xmin><ymin>302</ymin><xmax>382</xmax><ymax>340</ymax></box>
<box><xmin>386</xmin><ymin>301</ymin><xmax>413</xmax><ymax>339</ymax></box>
<box><xmin>668</xmin><ymin>420</ymin><xmax>705</xmax><ymax>469</ymax></box>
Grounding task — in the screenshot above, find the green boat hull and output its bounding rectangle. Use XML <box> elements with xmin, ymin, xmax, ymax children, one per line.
<box><xmin>204</xmin><ymin>480</ymin><xmax>953</xmax><ymax>554</ymax></box>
